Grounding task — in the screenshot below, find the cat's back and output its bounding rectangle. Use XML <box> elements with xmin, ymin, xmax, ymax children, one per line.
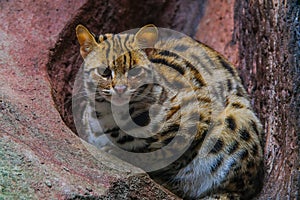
<box><xmin>150</xmin><ymin>34</ymin><xmax>264</xmax><ymax>200</ymax></box>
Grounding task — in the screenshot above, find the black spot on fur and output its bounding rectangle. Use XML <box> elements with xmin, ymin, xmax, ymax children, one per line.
<box><xmin>228</xmin><ymin>159</ymin><xmax>237</xmax><ymax>169</ymax></box>
<box><xmin>197</xmin><ymin>96</ymin><xmax>212</xmax><ymax>104</ymax></box>
<box><xmin>104</xmin><ymin>127</ymin><xmax>120</xmax><ymax>138</ymax></box>
<box><xmin>117</xmin><ymin>135</ymin><xmax>134</xmax><ymax>144</ymax></box>
<box><xmin>111</xmin><ymin>131</ymin><xmax>119</xmax><ymax>138</ymax></box>
<box><xmin>129</xmin><ymin>107</ymin><xmax>135</xmax><ymax>115</ymax></box>
<box><xmin>227</xmin><ymin>79</ymin><xmax>232</xmax><ymax>91</ymax></box>
<box><xmin>225</xmin><ymin>115</ymin><xmax>236</xmax><ymax>131</ymax></box>
<box><xmin>231</xmin><ymin>175</ymin><xmax>245</xmax><ymax>189</ymax></box>
<box><xmin>210</xmin><ymin>138</ymin><xmax>224</xmax><ymax>154</ymax></box>
<box><xmin>225</xmin><ymin>97</ymin><xmax>230</xmax><ymax>107</ymax></box>
<box><xmin>210</xmin><ymin>156</ymin><xmax>223</xmax><ymax>173</ymax></box>
<box><xmin>245</xmin><ymin>171</ymin><xmax>253</xmax><ymax>178</ymax></box>
<box><xmin>192</xmin><ymin>151</ymin><xmax>198</xmax><ymax>158</ymax></box>
<box><xmin>231</xmin><ymin>102</ymin><xmax>244</xmax><ymax>109</ymax></box>
<box><xmin>251</xmin><ymin>144</ymin><xmax>259</xmax><ymax>156</ymax></box>
<box><xmin>247</xmin><ymin>160</ymin><xmax>255</xmax><ymax>169</ymax></box>
<box><xmin>161</xmin><ymin>124</ymin><xmax>180</xmax><ymax>136</ymax></box>
<box><xmin>239</xmin><ymin>128</ymin><xmax>251</xmax><ymax>141</ymax></box>
<box><xmin>132</xmin><ymin>110</ymin><xmax>150</xmax><ymax>126</ymax></box>
<box><xmin>236</xmin><ymin>85</ymin><xmax>244</xmax><ymax>97</ymax></box>
<box><xmin>146</xmin><ymin>136</ymin><xmax>159</xmax><ymax>143</ymax></box>
<box><xmin>251</xmin><ymin>120</ymin><xmax>260</xmax><ymax>135</ymax></box>
<box><xmin>162</xmin><ymin>137</ymin><xmax>174</xmax><ymax>145</ymax></box>
<box><xmin>227</xmin><ymin>140</ymin><xmax>239</xmax><ymax>154</ymax></box>
<box><xmin>233</xmin><ymin>165</ymin><xmax>242</xmax><ymax>173</ymax></box>
<box><xmin>239</xmin><ymin>149</ymin><xmax>249</xmax><ymax>160</ymax></box>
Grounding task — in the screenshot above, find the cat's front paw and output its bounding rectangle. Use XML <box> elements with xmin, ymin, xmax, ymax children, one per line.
<box><xmin>99</xmin><ymin>145</ymin><xmax>116</xmax><ymax>153</ymax></box>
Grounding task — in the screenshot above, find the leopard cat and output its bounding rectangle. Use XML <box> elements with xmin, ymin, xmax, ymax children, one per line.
<box><xmin>74</xmin><ymin>24</ymin><xmax>264</xmax><ymax>200</ymax></box>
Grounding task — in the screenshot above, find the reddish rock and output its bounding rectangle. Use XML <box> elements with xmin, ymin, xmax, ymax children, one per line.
<box><xmin>195</xmin><ymin>0</ymin><xmax>239</xmax><ymax>67</ymax></box>
<box><xmin>0</xmin><ymin>1</ymin><xmax>178</xmax><ymax>199</ymax></box>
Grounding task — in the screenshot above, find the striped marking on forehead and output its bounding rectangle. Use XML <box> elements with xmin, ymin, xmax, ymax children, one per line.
<box><xmin>112</xmin><ymin>53</ymin><xmax>134</xmax><ymax>74</ymax></box>
<box><xmin>101</xmin><ymin>34</ymin><xmax>136</xmax><ymax>67</ymax></box>
<box><xmin>103</xmin><ymin>34</ymin><xmax>135</xmax><ymax>53</ymax></box>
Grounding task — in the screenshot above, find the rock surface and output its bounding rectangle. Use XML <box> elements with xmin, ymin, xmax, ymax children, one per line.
<box><xmin>0</xmin><ymin>1</ymin><xmax>179</xmax><ymax>199</ymax></box>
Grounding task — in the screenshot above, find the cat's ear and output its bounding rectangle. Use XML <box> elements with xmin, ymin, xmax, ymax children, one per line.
<box><xmin>135</xmin><ymin>24</ymin><xmax>158</xmax><ymax>48</ymax></box>
<box><xmin>76</xmin><ymin>25</ymin><xmax>97</xmax><ymax>58</ymax></box>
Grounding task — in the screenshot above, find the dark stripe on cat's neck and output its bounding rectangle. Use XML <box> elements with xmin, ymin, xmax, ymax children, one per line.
<box><xmin>158</xmin><ymin>50</ymin><xmax>179</xmax><ymax>58</ymax></box>
<box><xmin>217</xmin><ymin>55</ymin><xmax>235</xmax><ymax>77</ymax></box>
<box><xmin>150</xmin><ymin>58</ymin><xmax>185</xmax><ymax>75</ymax></box>
<box><xmin>186</xmin><ymin>61</ymin><xmax>207</xmax><ymax>88</ymax></box>
<box><xmin>190</xmin><ymin>54</ymin><xmax>212</xmax><ymax>75</ymax></box>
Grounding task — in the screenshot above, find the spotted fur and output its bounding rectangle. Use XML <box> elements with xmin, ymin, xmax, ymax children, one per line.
<box><xmin>75</xmin><ymin>24</ymin><xmax>264</xmax><ymax>200</ymax></box>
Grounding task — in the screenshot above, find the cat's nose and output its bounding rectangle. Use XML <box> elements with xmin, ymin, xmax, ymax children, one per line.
<box><xmin>114</xmin><ymin>85</ymin><xmax>127</xmax><ymax>94</ymax></box>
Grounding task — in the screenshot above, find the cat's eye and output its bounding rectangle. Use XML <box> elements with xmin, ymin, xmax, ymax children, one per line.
<box><xmin>128</xmin><ymin>67</ymin><xmax>143</xmax><ymax>77</ymax></box>
<box><xmin>96</xmin><ymin>67</ymin><xmax>112</xmax><ymax>78</ymax></box>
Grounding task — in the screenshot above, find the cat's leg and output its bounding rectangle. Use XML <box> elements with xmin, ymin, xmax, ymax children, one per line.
<box><xmin>197</xmin><ymin>96</ymin><xmax>263</xmax><ymax>200</ymax></box>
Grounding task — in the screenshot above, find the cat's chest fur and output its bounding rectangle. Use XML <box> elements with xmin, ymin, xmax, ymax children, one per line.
<box><xmin>75</xmin><ymin>24</ymin><xmax>264</xmax><ymax>200</ymax></box>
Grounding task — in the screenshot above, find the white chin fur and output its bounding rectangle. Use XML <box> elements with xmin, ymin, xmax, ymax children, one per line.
<box><xmin>110</xmin><ymin>95</ymin><xmax>131</xmax><ymax>106</ymax></box>
<box><xmin>100</xmin><ymin>91</ymin><xmax>131</xmax><ymax>106</ymax></box>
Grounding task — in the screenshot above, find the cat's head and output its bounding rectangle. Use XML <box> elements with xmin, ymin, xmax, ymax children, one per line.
<box><xmin>76</xmin><ymin>24</ymin><xmax>158</xmax><ymax>106</ymax></box>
